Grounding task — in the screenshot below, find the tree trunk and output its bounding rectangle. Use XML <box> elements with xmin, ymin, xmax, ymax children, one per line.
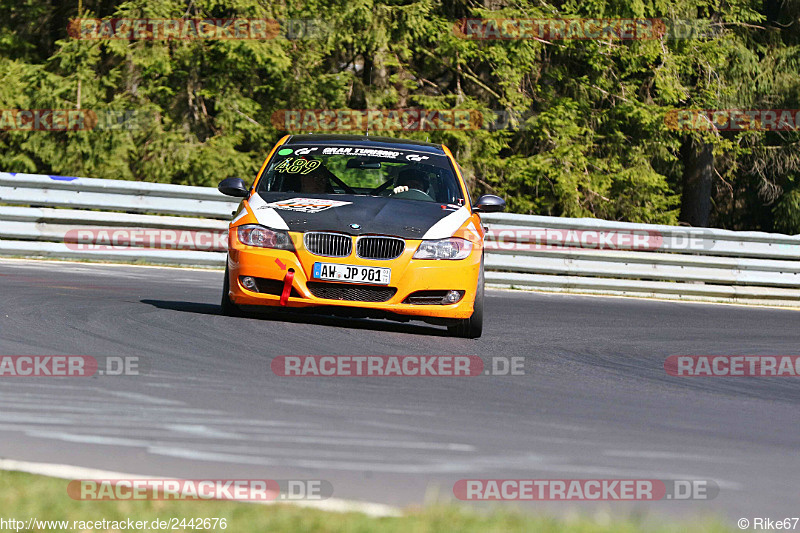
<box><xmin>679</xmin><ymin>140</ymin><xmax>714</xmax><ymax>227</ymax></box>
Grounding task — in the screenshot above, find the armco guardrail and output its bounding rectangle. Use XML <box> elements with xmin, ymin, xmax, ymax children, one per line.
<box><xmin>2</xmin><ymin>172</ymin><xmax>799</xmax><ymax>306</ymax></box>
<box><xmin>0</xmin><ymin>172</ymin><xmax>236</xmax><ymax>266</ymax></box>
<box><xmin>481</xmin><ymin>213</ymin><xmax>800</xmax><ymax>305</ymax></box>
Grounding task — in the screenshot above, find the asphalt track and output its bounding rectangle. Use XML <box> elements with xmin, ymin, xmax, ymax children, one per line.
<box><xmin>0</xmin><ymin>258</ymin><xmax>799</xmax><ymax>523</ymax></box>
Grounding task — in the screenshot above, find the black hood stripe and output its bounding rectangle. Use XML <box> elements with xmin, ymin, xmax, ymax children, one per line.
<box><xmin>257</xmin><ymin>193</ymin><xmax>461</xmax><ymax>239</ymax></box>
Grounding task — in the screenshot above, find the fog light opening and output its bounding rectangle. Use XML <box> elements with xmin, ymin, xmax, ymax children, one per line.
<box><xmin>443</xmin><ymin>290</ymin><xmax>463</xmax><ymax>304</ymax></box>
<box><xmin>241</xmin><ymin>276</ymin><xmax>258</xmax><ymax>292</ymax></box>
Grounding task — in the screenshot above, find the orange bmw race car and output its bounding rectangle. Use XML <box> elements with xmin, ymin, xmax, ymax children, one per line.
<box><xmin>217</xmin><ymin>134</ymin><xmax>505</xmax><ymax>338</ymax></box>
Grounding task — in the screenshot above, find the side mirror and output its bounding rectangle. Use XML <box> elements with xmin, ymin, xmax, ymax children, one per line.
<box><xmin>218</xmin><ymin>177</ymin><xmax>249</xmax><ymax>198</ymax></box>
<box><xmin>472</xmin><ymin>194</ymin><xmax>506</xmax><ymax>213</ymax></box>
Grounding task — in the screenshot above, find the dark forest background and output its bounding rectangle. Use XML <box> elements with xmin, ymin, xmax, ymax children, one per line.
<box><xmin>1</xmin><ymin>0</ymin><xmax>799</xmax><ymax>231</ymax></box>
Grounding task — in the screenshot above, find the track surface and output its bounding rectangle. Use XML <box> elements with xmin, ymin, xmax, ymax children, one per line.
<box><xmin>0</xmin><ymin>258</ymin><xmax>799</xmax><ymax>522</ymax></box>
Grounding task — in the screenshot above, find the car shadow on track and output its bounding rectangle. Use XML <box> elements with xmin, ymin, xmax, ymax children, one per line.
<box><xmin>140</xmin><ymin>299</ymin><xmax>450</xmax><ymax>337</ymax></box>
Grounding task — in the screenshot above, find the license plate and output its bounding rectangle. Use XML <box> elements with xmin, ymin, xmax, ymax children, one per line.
<box><xmin>312</xmin><ymin>262</ymin><xmax>391</xmax><ymax>285</ymax></box>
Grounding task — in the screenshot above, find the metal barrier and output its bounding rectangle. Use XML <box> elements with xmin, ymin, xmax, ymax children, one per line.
<box><xmin>481</xmin><ymin>213</ymin><xmax>800</xmax><ymax>305</ymax></box>
<box><xmin>2</xmin><ymin>172</ymin><xmax>799</xmax><ymax>306</ymax></box>
<box><xmin>0</xmin><ymin>172</ymin><xmax>234</xmax><ymax>266</ymax></box>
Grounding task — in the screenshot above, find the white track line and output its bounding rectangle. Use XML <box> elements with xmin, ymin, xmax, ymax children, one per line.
<box><xmin>0</xmin><ymin>458</ymin><xmax>402</xmax><ymax>518</ymax></box>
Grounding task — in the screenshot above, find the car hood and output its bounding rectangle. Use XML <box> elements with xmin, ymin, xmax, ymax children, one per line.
<box><xmin>249</xmin><ymin>193</ymin><xmax>470</xmax><ymax>240</ymax></box>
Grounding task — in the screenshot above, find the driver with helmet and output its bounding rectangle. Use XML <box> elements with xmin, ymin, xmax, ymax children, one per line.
<box><xmin>392</xmin><ymin>168</ymin><xmax>430</xmax><ymax>195</ymax></box>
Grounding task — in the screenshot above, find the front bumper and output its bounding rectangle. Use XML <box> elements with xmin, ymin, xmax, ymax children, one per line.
<box><xmin>226</xmin><ymin>231</ymin><xmax>480</xmax><ymax>320</ymax></box>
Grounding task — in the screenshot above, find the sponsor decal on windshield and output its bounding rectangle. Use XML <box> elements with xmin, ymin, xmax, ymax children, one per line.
<box><xmin>320</xmin><ymin>147</ymin><xmax>401</xmax><ymax>159</ymax></box>
<box><xmin>264</xmin><ymin>197</ymin><xmax>352</xmax><ymax>213</ymax></box>
<box><xmin>294</xmin><ymin>147</ymin><xmax>318</xmax><ymax>155</ymax></box>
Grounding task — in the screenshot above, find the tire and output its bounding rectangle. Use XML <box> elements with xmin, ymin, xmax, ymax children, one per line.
<box><xmin>448</xmin><ymin>261</ymin><xmax>484</xmax><ymax>338</ymax></box>
<box><xmin>220</xmin><ymin>265</ymin><xmax>244</xmax><ymax>317</ymax></box>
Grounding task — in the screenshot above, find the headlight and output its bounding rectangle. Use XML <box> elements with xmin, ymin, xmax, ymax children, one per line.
<box><xmin>413</xmin><ymin>237</ymin><xmax>473</xmax><ymax>260</ymax></box>
<box><xmin>237</xmin><ymin>224</ymin><xmax>294</xmax><ymax>250</ymax></box>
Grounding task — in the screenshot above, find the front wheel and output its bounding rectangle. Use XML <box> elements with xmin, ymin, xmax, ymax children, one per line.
<box><xmin>448</xmin><ymin>263</ymin><xmax>484</xmax><ymax>339</ymax></box>
<box><xmin>220</xmin><ymin>265</ymin><xmax>243</xmax><ymax>316</ymax></box>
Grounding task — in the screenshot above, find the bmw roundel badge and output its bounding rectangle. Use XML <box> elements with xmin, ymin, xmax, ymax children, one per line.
<box><xmin>349</xmin><ymin>223</ymin><xmax>361</xmax><ymax>229</ymax></box>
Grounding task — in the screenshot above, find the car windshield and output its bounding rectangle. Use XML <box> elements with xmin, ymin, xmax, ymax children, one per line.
<box><xmin>256</xmin><ymin>144</ymin><xmax>465</xmax><ymax>205</ymax></box>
